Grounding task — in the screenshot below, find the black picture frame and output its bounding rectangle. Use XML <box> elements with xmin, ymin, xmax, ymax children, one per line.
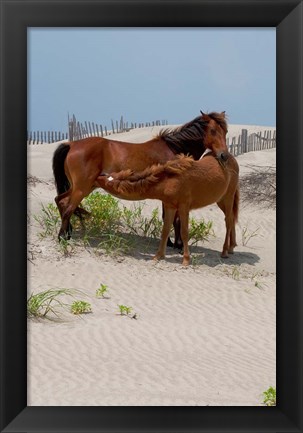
<box><xmin>1</xmin><ymin>0</ymin><xmax>302</xmax><ymax>432</ymax></box>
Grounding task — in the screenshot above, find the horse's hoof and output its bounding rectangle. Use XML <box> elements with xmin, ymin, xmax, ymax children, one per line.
<box><xmin>181</xmin><ymin>260</ymin><xmax>190</xmax><ymax>267</ymax></box>
<box><xmin>221</xmin><ymin>252</ymin><xmax>229</xmax><ymax>258</ymax></box>
<box><xmin>153</xmin><ymin>254</ymin><xmax>164</xmax><ymax>262</ymax></box>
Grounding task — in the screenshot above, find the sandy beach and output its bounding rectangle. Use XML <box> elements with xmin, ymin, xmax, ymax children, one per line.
<box><xmin>27</xmin><ymin>124</ymin><xmax>276</xmax><ymax>406</ymax></box>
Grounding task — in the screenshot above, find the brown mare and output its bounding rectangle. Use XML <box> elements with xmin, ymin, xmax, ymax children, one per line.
<box><xmin>52</xmin><ymin>111</ymin><xmax>228</xmax><ymax>242</ymax></box>
<box><xmin>96</xmin><ymin>153</ymin><xmax>239</xmax><ymax>266</ymax></box>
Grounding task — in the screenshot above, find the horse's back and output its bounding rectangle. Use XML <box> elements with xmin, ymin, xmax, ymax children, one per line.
<box><xmin>175</xmin><ymin>154</ymin><xmax>238</xmax><ymax>210</ymax></box>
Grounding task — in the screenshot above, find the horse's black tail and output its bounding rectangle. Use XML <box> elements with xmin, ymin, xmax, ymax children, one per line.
<box><xmin>52</xmin><ymin>143</ymin><xmax>71</xmax><ymax>195</ymax></box>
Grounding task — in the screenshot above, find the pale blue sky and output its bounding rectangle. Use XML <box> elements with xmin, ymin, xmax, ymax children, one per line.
<box><xmin>28</xmin><ymin>28</ymin><xmax>276</xmax><ymax>132</ymax></box>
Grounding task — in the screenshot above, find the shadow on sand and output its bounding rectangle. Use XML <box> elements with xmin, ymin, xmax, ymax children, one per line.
<box><xmin>73</xmin><ymin>230</ymin><xmax>260</xmax><ymax>268</ymax></box>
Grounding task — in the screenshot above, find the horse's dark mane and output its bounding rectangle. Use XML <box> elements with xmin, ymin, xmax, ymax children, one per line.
<box><xmin>158</xmin><ymin>112</ymin><xmax>227</xmax><ymax>160</ymax></box>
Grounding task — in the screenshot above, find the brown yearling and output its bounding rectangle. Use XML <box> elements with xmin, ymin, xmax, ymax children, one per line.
<box><xmin>96</xmin><ymin>153</ymin><xmax>239</xmax><ymax>266</ymax></box>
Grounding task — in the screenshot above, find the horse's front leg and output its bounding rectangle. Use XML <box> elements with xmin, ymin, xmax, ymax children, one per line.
<box><xmin>154</xmin><ymin>207</ymin><xmax>176</xmax><ymax>262</ymax></box>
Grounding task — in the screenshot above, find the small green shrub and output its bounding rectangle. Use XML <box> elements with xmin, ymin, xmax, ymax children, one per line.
<box><xmin>121</xmin><ymin>204</ymin><xmax>162</xmax><ymax>238</ymax></box>
<box><xmin>96</xmin><ymin>283</ymin><xmax>110</xmax><ymax>298</ymax></box>
<box><xmin>262</xmin><ymin>387</ymin><xmax>276</xmax><ymax>406</ymax></box>
<box><xmin>117</xmin><ymin>304</ymin><xmax>138</xmax><ymax>319</ymax></box>
<box><xmin>188</xmin><ymin>218</ymin><xmax>214</xmax><ymax>245</ymax></box>
<box><xmin>82</xmin><ymin>192</ymin><xmax>122</xmax><ymax>236</ymax></box>
<box><xmin>118</xmin><ymin>304</ymin><xmax>132</xmax><ymax>316</ymax></box>
<box><xmin>71</xmin><ymin>300</ymin><xmax>92</xmax><ymax>315</ymax></box>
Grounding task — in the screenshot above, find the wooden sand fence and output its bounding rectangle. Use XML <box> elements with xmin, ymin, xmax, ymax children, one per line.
<box><xmin>27</xmin><ymin>130</ymin><xmax>69</xmax><ymax>145</ymax></box>
<box><xmin>67</xmin><ymin>114</ymin><xmax>168</xmax><ymax>142</ymax></box>
<box><xmin>227</xmin><ymin>128</ymin><xmax>276</xmax><ymax>156</ymax></box>
<box><xmin>28</xmin><ymin>114</ymin><xmax>276</xmax><ymax>157</ymax></box>
<box><xmin>27</xmin><ymin>115</ymin><xmax>168</xmax><ymax>144</ymax></box>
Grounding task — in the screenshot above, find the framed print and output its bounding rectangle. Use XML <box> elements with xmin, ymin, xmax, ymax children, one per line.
<box><xmin>1</xmin><ymin>0</ymin><xmax>302</xmax><ymax>432</ymax></box>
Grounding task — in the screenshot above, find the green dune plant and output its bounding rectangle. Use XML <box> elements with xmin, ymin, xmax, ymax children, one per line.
<box><xmin>71</xmin><ymin>300</ymin><xmax>92</xmax><ymax>315</ymax></box>
<box><xmin>262</xmin><ymin>387</ymin><xmax>276</xmax><ymax>406</ymax></box>
<box><xmin>96</xmin><ymin>283</ymin><xmax>110</xmax><ymax>298</ymax></box>
<box><xmin>27</xmin><ymin>288</ymin><xmax>78</xmax><ymax>319</ymax></box>
<box><xmin>188</xmin><ymin>217</ymin><xmax>214</xmax><ymax>246</ymax></box>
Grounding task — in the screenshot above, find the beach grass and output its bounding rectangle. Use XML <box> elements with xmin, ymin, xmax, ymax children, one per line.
<box><xmin>27</xmin><ymin>288</ymin><xmax>82</xmax><ymax>319</ymax></box>
<box><xmin>34</xmin><ymin>192</ymin><xmax>214</xmax><ymax>256</ymax></box>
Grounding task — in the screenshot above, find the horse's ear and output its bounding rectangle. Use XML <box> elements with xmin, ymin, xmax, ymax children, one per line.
<box><xmin>221</xmin><ymin>111</ymin><xmax>226</xmax><ymax>117</ymax></box>
<box><xmin>200</xmin><ymin>110</ymin><xmax>205</xmax><ymax>116</ymax></box>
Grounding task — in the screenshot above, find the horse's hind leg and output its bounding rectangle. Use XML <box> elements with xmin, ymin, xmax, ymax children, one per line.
<box><xmin>154</xmin><ymin>206</ymin><xmax>176</xmax><ymax>261</ymax></box>
<box><xmin>56</xmin><ymin>188</ymin><xmax>90</xmax><ymax>240</ymax></box>
<box><xmin>217</xmin><ymin>200</ymin><xmax>233</xmax><ymax>258</ymax></box>
<box><xmin>228</xmin><ymin>225</ymin><xmax>237</xmax><ymax>254</ymax></box>
<box><xmin>55</xmin><ymin>190</ymin><xmax>73</xmax><ymax>239</ymax></box>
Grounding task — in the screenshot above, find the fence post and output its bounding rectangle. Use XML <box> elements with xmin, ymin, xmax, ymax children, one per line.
<box><xmin>241</xmin><ymin>129</ymin><xmax>248</xmax><ymax>153</ymax></box>
<box><xmin>237</xmin><ymin>135</ymin><xmax>241</xmax><ymax>156</ymax></box>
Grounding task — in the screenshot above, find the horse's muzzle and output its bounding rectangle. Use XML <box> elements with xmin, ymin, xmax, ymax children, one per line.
<box><xmin>218</xmin><ymin>151</ymin><xmax>229</xmax><ymax>162</ymax></box>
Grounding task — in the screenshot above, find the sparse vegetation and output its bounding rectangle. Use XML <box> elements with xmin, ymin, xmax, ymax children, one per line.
<box><xmin>262</xmin><ymin>387</ymin><xmax>276</xmax><ymax>406</ymax></box>
<box><xmin>35</xmin><ymin>192</ymin><xmax>214</xmax><ymax>257</ymax></box>
<box><xmin>240</xmin><ymin>165</ymin><xmax>276</xmax><ymax>208</ymax></box>
<box><xmin>221</xmin><ymin>264</ymin><xmax>241</xmax><ymax>280</ymax></box>
<box><xmin>57</xmin><ymin>237</ymin><xmax>77</xmax><ymax>257</ymax></box>
<box><xmin>34</xmin><ymin>203</ymin><xmax>61</xmax><ymax>238</ymax></box>
<box><xmin>241</xmin><ymin>226</ymin><xmax>260</xmax><ymax>246</ymax></box>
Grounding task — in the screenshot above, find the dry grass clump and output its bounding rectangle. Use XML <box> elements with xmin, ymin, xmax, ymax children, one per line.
<box><xmin>240</xmin><ymin>165</ymin><xmax>276</xmax><ymax>208</ymax></box>
<box><xmin>27</xmin><ymin>175</ymin><xmax>48</xmax><ymax>186</ymax></box>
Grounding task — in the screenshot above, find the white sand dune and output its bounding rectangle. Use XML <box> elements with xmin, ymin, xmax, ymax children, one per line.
<box><xmin>27</xmin><ymin>125</ymin><xmax>276</xmax><ymax>406</ymax></box>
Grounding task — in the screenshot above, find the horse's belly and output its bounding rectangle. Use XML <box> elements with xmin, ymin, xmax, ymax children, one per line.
<box><xmin>188</xmin><ymin>179</ymin><xmax>228</xmax><ymax>210</ymax></box>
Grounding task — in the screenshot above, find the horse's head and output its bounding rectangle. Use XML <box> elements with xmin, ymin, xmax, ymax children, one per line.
<box><xmin>201</xmin><ymin>111</ymin><xmax>229</xmax><ymax>162</ymax></box>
